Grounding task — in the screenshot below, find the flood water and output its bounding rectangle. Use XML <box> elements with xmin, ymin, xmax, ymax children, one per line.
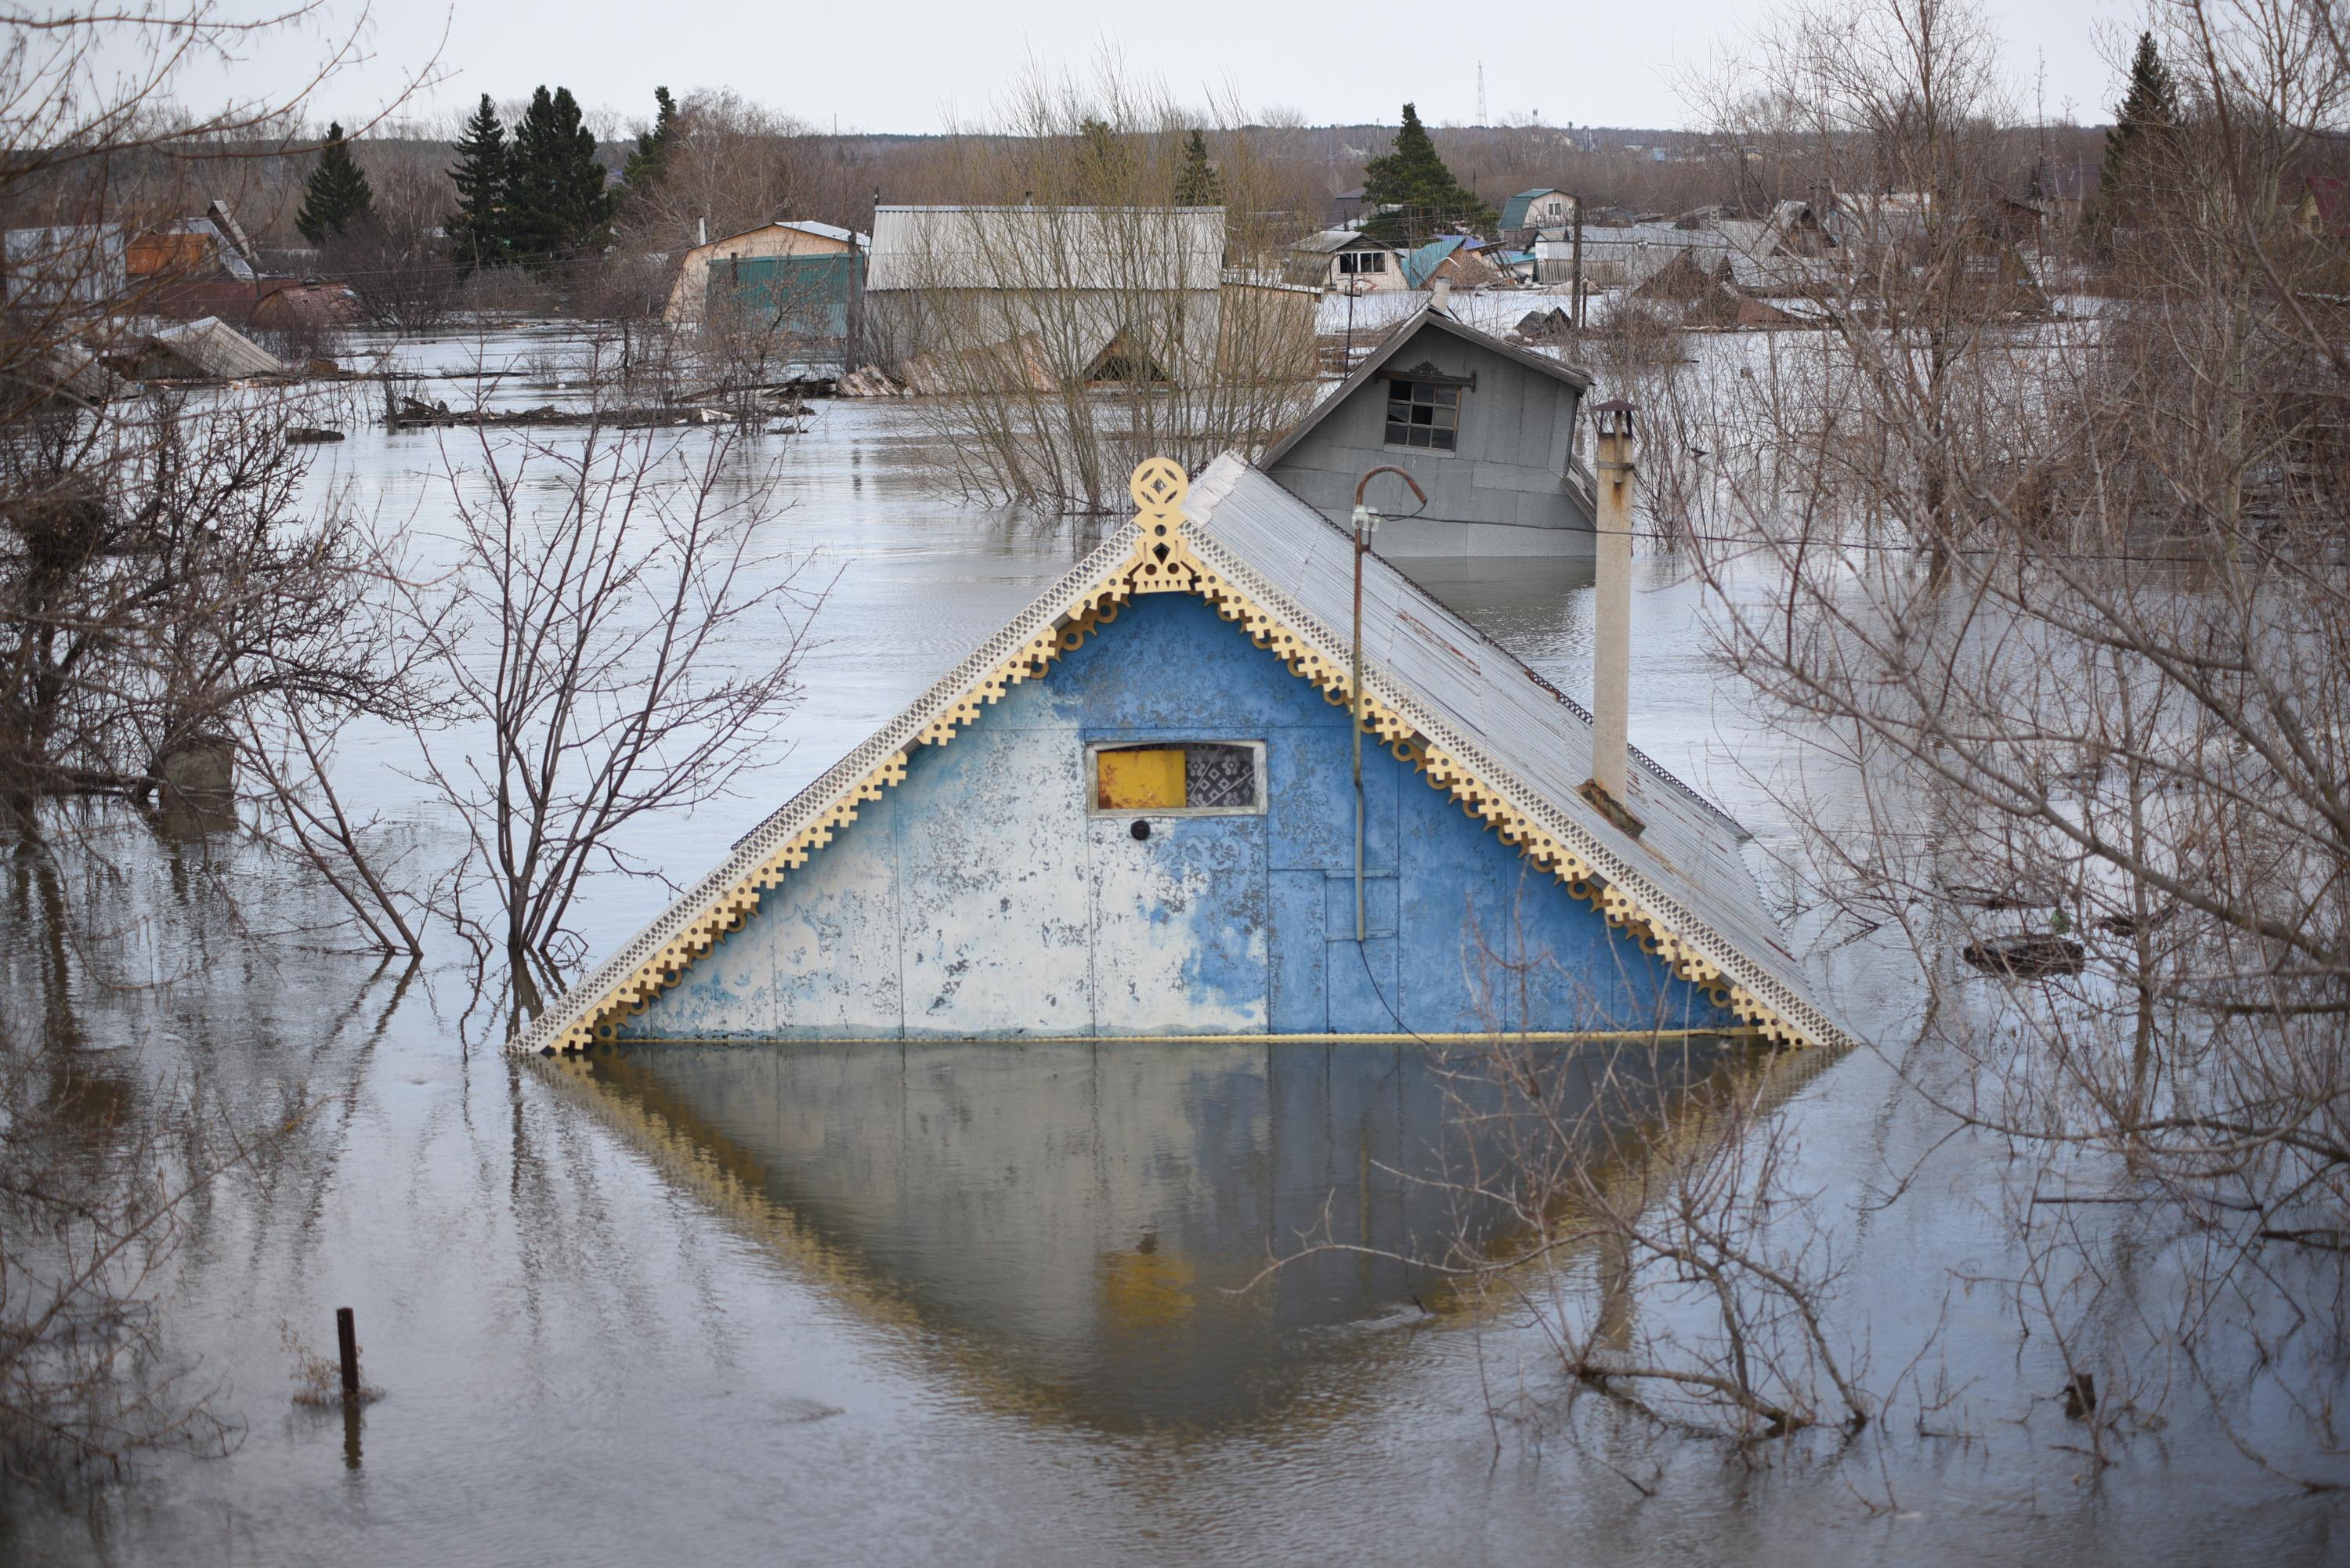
<box><xmin>2</xmin><ymin>326</ymin><xmax>2345</xmax><ymax>1565</ymax></box>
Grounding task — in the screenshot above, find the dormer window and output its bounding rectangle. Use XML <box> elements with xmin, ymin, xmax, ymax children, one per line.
<box><xmin>1383</xmin><ymin>362</ymin><xmax>1473</xmax><ymax>452</ymax></box>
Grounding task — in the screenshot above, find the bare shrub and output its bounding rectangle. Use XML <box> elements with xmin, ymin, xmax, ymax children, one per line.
<box><xmin>393</xmin><ymin>410</ymin><xmax>827</xmax><ymax>1019</ymax></box>
<box><xmin>1669</xmin><ymin>0</ymin><xmax>2350</xmax><ymax>1477</ymax></box>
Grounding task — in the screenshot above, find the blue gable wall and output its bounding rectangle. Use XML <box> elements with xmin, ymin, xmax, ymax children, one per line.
<box><xmin>620</xmin><ymin>594</ymin><xmax>1735</xmax><ymax>1041</ymax></box>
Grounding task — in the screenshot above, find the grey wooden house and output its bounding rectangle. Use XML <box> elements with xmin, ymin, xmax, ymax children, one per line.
<box><xmin>1260</xmin><ymin>306</ymin><xmax>1600</xmax><ymax>557</ymax></box>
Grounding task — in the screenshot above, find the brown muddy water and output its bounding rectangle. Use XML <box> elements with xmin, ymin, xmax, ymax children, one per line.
<box><xmin>0</xmin><ymin>326</ymin><xmax>2343</xmax><ymax>1565</ymax></box>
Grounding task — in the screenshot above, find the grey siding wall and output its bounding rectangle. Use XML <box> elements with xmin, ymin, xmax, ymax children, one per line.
<box><xmin>1266</xmin><ymin>322</ymin><xmax>1594</xmax><ymax>556</ymax></box>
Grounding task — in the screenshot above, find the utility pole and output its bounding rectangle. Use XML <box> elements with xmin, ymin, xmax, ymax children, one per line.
<box><xmin>1571</xmin><ymin>193</ymin><xmax>1585</xmax><ymax>329</ymax></box>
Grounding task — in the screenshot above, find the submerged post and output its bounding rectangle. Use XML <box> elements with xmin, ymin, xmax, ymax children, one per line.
<box><xmin>336</xmin><ymin>1306</ymin><xmax>360</xmax><ymax>1399</ymax></box>
<box><xmin>1584</xmin><ymin>400</ymin><xmax>1643</xmax><ymax>836</ymax></box>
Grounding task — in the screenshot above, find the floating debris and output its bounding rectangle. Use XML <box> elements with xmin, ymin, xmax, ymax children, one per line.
<box><xmin>286</xmin><ymin>426</ymin><xmax>345</xmax><ymax>443</ymax></box>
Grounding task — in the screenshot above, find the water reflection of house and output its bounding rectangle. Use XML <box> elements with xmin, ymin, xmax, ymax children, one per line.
<box><xmin>517</xmin><ymin>457</ymin><xmax>1846</xmax><ymax>1058</ymax></box>
<box><xmin>566</xmin><ymin>1035</ymin><xmax>1729</xmax><ymax>1430</ymax></box>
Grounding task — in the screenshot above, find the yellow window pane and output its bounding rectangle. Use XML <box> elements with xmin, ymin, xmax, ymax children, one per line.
<box><xmin>1097</xmin><ymin>747</ymin><xmax>1187</xmax><ymax>811</ymax></box>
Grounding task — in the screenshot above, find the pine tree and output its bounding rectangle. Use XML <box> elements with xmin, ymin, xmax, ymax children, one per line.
<box><xmin>446</xmin><ymin>94</ymin><xmax>511</xmax><ymax>269</ymax></box>
<box><xmin>623</xmin><ymin>86</ymin><xmax>678</xmax><ymax>203</ymax></box>
<box><xmin>1076</xmin><ymin>117</ymin><xmax>1133</xmax><ymax>192</ymax></box>
<box><xmin>1360</xmin><ymin>103</ymin><xmax>1495</xmax><ymax>247</ymax></box>
<box><xmin>1173</xmin><ymin>128</ymin><xmax>1220</xmax><ymax>206</ymax></box>
<box><xmin>506</xmin><ymin>85</ymin><xmax>616</xmax><ymax>268</ymax></box>
<box><xmin>2091</xmin><ymin>32</ymin><xmax>2180</xmax><ymax>238</ymax></box>
<box><xmin>295</xmin><ymin>122</ymin><xmax>374</xmax><ymax>245</ymax></box>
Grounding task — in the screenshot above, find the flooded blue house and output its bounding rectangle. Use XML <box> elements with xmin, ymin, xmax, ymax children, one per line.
<box><xmin>514</xmin><ymin>457</ymin><xmax>1845</xmax><ymax>1056</ymax></box>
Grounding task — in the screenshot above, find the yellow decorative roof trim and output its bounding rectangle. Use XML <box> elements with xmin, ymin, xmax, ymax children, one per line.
<box><xmin>512</xmin><ymin>459</ymin><xmax>1833</xmax><ymax>1056</ymax></box>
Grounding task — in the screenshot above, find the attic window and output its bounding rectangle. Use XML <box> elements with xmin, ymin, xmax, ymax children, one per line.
<box><xmin>1385</xmin><ymin>379</ymin><xmax>1461</xmax><ymax>451</ymax></box>
<box><xmin>1090</xmin><ymin>741</ymin><xmax>1264</xmax><ymax>815</ymax></box>
<box><xmin>1339</xmin><ymin>251</ymin><xmax>1386</xmax><ymax>274</ymax></box>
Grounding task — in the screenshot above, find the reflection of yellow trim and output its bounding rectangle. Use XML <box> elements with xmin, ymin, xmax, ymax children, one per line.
<box><xmin>613</xmin><ymin>1028</ymin><xmax>1762</xmax><ymax>1047</ymax></box>
<box><xmin>536</xmin><ymin>457</ymin><xmax>1830</xmax><ymax>1055</ymax></box>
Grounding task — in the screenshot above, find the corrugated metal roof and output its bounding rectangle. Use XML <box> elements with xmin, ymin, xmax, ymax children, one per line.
<box><xmin>867</xmin><ymin>205</ymin><xmax>1225</xmax><ymax>293</ymax></box>
<box><xmin>1400</xmin><ymin>235</ymin><xmax>1465</xmax><ymax>289</ymax></box>
<box><xmin>146</xmin><ymin>316</ymin><xmax>286</xmax><ymax>378</ymax></box>
<box><xmin>1182</xmin><ymin>455</ymin><xmax>1846</xmax><ymax>1049</ymax></box>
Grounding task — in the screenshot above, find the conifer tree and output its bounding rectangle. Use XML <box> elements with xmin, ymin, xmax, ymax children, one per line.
<box><xmin>1076</xmin><ymin>117</ymin><xmax>1133</xmax><ymax>192</ymax></box>
<box><xmin>2090</xmin><ymin>32</ymin><xmax>2180</xmax><ymax>238</ymax></box>
<box><xmin>1361</xmin><ymin>103</ymin><xmax>1494</xmax><ymax>247</ymax></box>
<box><xmin>295</xmin><ymin>122</ymin><xmax>374</xmax><ymax>245</ymax></box>
<box><xmin>506</xmin><ymin>85</ymin><xmax>616</xmax><ymax>268</ymax></box>
<box><xmin>446</xmin><ymin>94</ymin><xmax>512</xmax><ymax>269</ymax></box>
<box><xmin>623</xmin><ymin>86</ymin><xmax>678</xmax><ymax>204</ymax></box>
<box><xmin>1173</xmin><ymin>128</ymin><xmax>1220</xmax><ymax>206</ymax></box>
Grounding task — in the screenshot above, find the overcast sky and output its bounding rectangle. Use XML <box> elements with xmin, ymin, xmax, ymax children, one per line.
<box><xmin>151</xmin><ymin>0</ymin><xmax>2136</xmax><ymax>137</ymax></box>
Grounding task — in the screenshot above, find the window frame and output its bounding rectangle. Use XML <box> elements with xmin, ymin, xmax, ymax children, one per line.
<box><xmin>1383</xmin><ymin>377</ymin><xmax>1463</xmax><ymax>453</ymax></box>
<box><xmin>1086</xmin><ymin>739</ymin><xmax>1268</xmax><ymax>819</ymax></box>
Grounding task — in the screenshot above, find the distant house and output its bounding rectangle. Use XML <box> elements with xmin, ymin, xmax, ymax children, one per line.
<box><xmin>2028</xmin><ymin>158</ymin><xmax>2094</xmax><ymax>238</ymax></box>
<box><xmin>1286</xmin><ymin>229</ymin><xmax>1407</xmax><ymax>293</ymax></box>
<box><xmin>1328</xmin><ymin>187</ymin><xmax>1369</xmax><ymax>226</ymax></box>
<box><xmin>1499</xmin><ymin>187</ymin><xmax>1575</xmax><ymax>244</ymax></box>
<box><xmin>511</xmin><ymin>454</ymin><xmax>1847</xmax><ymax>1056</ymax></box>
<box><xmin>3</xmin><ymin>225</ymin><xmax>128</xmax><ymax>309</ymax></box>
<box><xmin>128</xmin><ymin>201</ymin><xmax>261</xmax><ymax>288</ymax></box>
<box><xmin>663</xmin><ymin>219</ymin><xmax>868</xmax><ymax>341</ymax></box>
<box><xmin>1630</xmin><ymin>251</ymin><xmax>1803</xmax><ymax>329</ymax></box>
<box><xmin>1260</xmin><ymin>304</ymin><xmax>1598</xmax><ymax>556</ymax></box>
<box><xmin>864</xmin><ymin>204</ymin><xmax>1227</xmax><ymax>385</ymax></box>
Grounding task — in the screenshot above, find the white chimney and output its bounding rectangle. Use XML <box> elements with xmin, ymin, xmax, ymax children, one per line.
<box><xmin>1430</xmin><ymin>276</ymin><xmax>1452</xmax><ymax>314</ymax></box>
<box><xmin>1583</xmin><ymin>399</ymin><xmax>1642</xmax><ymax>834</ymax></box>
<box><xmin>698</xmin><ymin>215</ymin><xmax>708</xmax><ymax>247</ymax></box>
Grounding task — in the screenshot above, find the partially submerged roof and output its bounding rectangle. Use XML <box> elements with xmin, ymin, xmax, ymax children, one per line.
<box><xmin>867</xmin><ymin>204</ymin><xmax>1225</xmax><ymax>292</ymax></box>
<box><xmin>141</xmin><ymin>316</ymin><xmax>286</xmax><ymax>378</ymax></box>
<box><xmin>1258</xmin><ymin>304</ymin><xmax>1593</xmax><ymax>471</ymax></box>
<box><xmin>510</xmin><ymin>456</ymin><xmax>1850</xmax><ymax>1058</ymax></box>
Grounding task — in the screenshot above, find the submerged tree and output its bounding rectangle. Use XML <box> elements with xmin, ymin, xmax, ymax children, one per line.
<box><xmin>295</xmin><ymin>121</ymin><xmax>374</xmax><ymax>244</ymax></box>
<box><xmin>446</xmin><ymin>93</ymin><xmax>512</xmax><ymax>269</ymax></box>
<box><xmin>1361</xmin><ymin>103</ymin><xmax>1495</xmax><ymax>245</ymax></box>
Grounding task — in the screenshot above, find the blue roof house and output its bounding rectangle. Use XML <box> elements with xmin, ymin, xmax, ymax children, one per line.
<box><xmin>513</xmin><ymin>458</ymin><xmax>1846</xmax><ymax>1057</ymax></box>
